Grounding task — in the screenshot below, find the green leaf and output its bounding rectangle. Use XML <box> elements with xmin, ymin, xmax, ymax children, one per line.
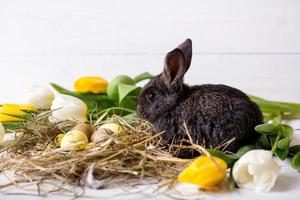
<box><xmin>206</xmin><ymin>149</ymin><xmax>239</xmax><ymax>167</ymax></box>
<box><xmin>249</xmin><ymin>95</ymin><xmax>300</xmax><ymax>115</ymax></box>
<box><xmin>50</xmin><ymin>83</ymin><xmax>77</xmax><ymax>96</ymax></box>
<box><xmin>236</xmin><ymin>145</ymin><xmax>256</xmax><ymax>157</ymax></box>
<box><xmin>279</xmin><ymin>124</ymin><xmax>294</xmax><ymax>139</ymax></box>
<box><xmin>257</xmin><ymin>135</ymin><xmax>272</xmax><ymax>149</ymax></box>
<box><xmin>277</xmin><ymin>137</ymin><xmax>290</xmax><ymax>150</ymax></box>
<box><xmin>291</xmin><ymin>151</ymin><xmax>300</xmax><ymax>171</ymax></box>
<box><xmin>107</xmin><ymin>75</ymin><xmax>135</xmax><ymax>101</ymax></box>
<box><xmin>133</xmin><ymin>72</ymin><xmax>154</xmax><ymax>84</ymax></box>
<box><xmin>2</xmin><ymin>122</ymin><xmax>24</xmax><ymax>131</ymax></box>
<box><xmin>119</xmin><ymin>97</ymin><xmax>138</xmax><ymax>110</ymax></box>
<box><xmin>263</xmin><ymin>113</ymin><xmax>274</xmax><ymax>123</ymax></box>
<box><xmin>275</xmin><ymin>148</ymin><xmax>289</xmax><ymax>160</ymax></box>
<box><xmin>118</xmin><ymin>83</ymin><xmax>141</xmax><ymax>104</ymax></box>
<box><xmin>268</xmin><ymin>135</ymin><xmax>277</xmax><ymax>146</ymax></box>
<box><xmin>255</xmin><ymin>124</ymin><xmax>278</xmax><ymax>135</ymax></box>
<box><xmin>290</xmin><ymin>145</ymin><xmax>300</xmax><ymax>155</ymax></box>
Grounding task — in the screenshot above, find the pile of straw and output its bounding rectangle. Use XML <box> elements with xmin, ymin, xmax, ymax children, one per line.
<box><xmin>0</xmin><ymin>113</ymin><xmax>191</xmax><ymax>192</ymax></box>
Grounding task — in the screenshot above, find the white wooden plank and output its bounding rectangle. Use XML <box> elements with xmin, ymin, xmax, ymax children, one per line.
<box><xmin>0</xmin><ymin>54</ymin><xmax>299</xmax><ymax>103</ymax></box>
<box><xmin>0</xmin><ymin>0</ymin><xmax>300</xmax><ymax>56</ymax></box>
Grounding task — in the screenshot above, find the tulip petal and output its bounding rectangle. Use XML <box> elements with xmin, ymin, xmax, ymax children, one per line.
<box><xmin>74</xmin><ymin>76</ymin><xmax>108</xmax><ymax>94</ymax></box>
<box><xmin>1</xmin><ymin>104</ymin><xmax>37</xmax><ymax>112</ymax></box>
<box><xmin>232</xmin><ymin>150</ymin><xmax>280</xmax><ymax>192</ymax></box>
<box><xmin>178</xmin><ymin>156</ymin><xmax>227</xmax><ymax>190</ymax></box>
<box><xmin>25</xmin><ymin>85</ymin><xmax>54</xmax><ymax>109</ymax></box>
<box><xmin>0</xmin><ymin>113</ymin><xmax>24</xmax><ymax>122</ymax></box>
<box><xmin>0</xmin><ymin>107</ymin><xmax>26</xmax><ymax>116</ymax></box>
<box><xmin>49</xmin><ymin>94</ymin><xmax>88</xmax><ymax>123</ymax></box>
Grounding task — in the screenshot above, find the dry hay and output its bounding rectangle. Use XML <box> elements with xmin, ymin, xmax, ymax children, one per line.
<box><xmin>0</xmin><ymin>113</ymin><xmax>193</xmax><ymax>194</ymax></box>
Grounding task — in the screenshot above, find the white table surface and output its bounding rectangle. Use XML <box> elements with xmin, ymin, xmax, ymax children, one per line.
<box><xmin>1</xmin><ymin>147</ymin><xmax>300</xmax><ymax>200</ymax></box>
<box><xmin>1</xmin><ymin>0</ymin><xmax>300</xmax><ymax>199</ymax></box>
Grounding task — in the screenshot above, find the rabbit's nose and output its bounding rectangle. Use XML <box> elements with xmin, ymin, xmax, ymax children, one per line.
<box><xmin>166</xmin><ymin>96</ymin><xmax>177</xmax><ymax>105</ymax></box>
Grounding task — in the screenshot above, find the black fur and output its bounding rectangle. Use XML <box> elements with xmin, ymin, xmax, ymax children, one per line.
<box><xmin>137</xmin><ymin>39</ymin><xmax>262</xmax><ymax>157</ymax></box>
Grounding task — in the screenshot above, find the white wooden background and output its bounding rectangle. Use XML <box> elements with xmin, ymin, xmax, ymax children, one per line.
<box><xmin>0</xmin><ymin>0</ymin><xmax>299</xmax><ymax>103</ymax></box>
<box><xmin>1</xmin><ymin>0</ymin><xmax>300</xmax><ymax>199</ymax></box>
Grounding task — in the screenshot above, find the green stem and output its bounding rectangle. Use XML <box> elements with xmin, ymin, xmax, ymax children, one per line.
<box><xmin>272</xmin><ymin>112</ymin><xmax>283</xmax><ymax>125</ymax></box>
<box><xmin>249</xmin><ymin>95</ymin><xmax>300</xmax><ymax>115</ymax></box>
<box><xmin>271</xmin><ymin>134</ymin><xmax>280</xmax><ymax>154</ymax></box>
<box><xmin>228</xmin><ymin>167</ymin><xmax>236</xmax><ymax>191</ymax></box>
<box><xmin>95</xmin><ymin>107</ymin><xmax>136</xmax><ymax>115</ymax></box>
<box><xmin>282</xmin><ymin>113</ymin><xmax>300</xmax><ymax>120</ymax></box>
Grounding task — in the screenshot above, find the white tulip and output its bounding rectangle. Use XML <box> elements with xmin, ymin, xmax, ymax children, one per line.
<box><xmin>0</xmin><ymin>122</ymin><xmax>5</xmax><ymax>142</ymax></box>
<box><xmin>232</xmin><ymin>150</ymin><xmax>280</xmax><ymax>192</ymax></box>
<box><xmin>25</xmin><ymin>85</ymin><xmax>55</xmax><ymax>109</ymax></box>
<box><xmin>49</xmin><ymin>94</ymin><xmax>87</xmax><ymax>123</ymax></box>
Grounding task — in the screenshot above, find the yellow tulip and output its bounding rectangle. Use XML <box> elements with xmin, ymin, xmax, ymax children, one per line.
<box><xmin>0</xmin><ymin>104</ymin><xmax>37</xmax><ymax>122</ymax></box>
<box><xmin>0</xmin><ymin>106</ymin><xmax>26</xmax><ymax>116</ymax></box>
<box><xmin>1</xmin><ymin>104</ymin><xmax>37</xmax><ymax>112</ymax></box>
<box><xmin>0</xmin><ymin>113</ymin><xmax>24</xmax><ymax>122</ymax></box>
<box><xmin>74</xmin><ymin>76</ymin><xmax>108</xmax><ymax>94</ymax></box>
<box><xmin>178</xmin><ymin>156</ymin><xmax>227</xmax><ymax>190</ymax></box>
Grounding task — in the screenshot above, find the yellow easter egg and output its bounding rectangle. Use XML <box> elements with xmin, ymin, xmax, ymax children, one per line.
<box><xmin>90</xmin><ymin>128</ymin><xmax>110</xmax><ymax>143</ymax></box>
<box><xmin>100</xmin><ymin>123</ymin><xmax>124</xmax><ymax>134</ymax></box>
<box><xmin>60</xmin><ymin>130</ymin><xmax>88</xmax><ymax>150</ymax></box>
<box><xmin>54</xmin><ymin>133</ymin><xmax>65</xmax><ymax>148</ymax></box>
<box><xmin>72</xmin><ymin>123</ymin><xmax>94</xmax><ymax>140</ymax></box>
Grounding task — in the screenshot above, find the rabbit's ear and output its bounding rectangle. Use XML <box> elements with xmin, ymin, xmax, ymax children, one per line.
<box><xmin>162</xmin><ymin>39</ymin><xmax>192</xmax><ymax>86</ymax></box>
<box><xmin>163</xmin><ymin>49</ymin><xmax>185</xmax><ymax>85</ymax></box>
<box><xmin>177</xmin><ymin>39</ymin><xmax>192</xmax><ymax>69</ymax></box>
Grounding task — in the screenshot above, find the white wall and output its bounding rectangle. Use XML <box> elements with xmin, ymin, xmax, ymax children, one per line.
<box><xmin>0</xmin><ymin>0</ymin><xmax>299</xmax><ymax>103</ymax></box>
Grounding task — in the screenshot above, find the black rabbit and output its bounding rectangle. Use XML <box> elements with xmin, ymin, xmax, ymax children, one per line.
<box><xmin>137</xmin><ymin>39</ymin><xmax>262</xmax><ymax>157</ymax></box>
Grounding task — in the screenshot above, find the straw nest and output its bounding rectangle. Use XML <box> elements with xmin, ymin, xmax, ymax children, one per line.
<box><xmin>0</xmin><ymin>113</ymin><xmax>193</xmax><ymax>193</ymax></box>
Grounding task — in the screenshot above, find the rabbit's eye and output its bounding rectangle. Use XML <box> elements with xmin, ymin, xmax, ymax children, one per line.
<box><xmin>147</xmin><ymin>91</ymin><xmax>156</xmax><ymax>102</ymax></box>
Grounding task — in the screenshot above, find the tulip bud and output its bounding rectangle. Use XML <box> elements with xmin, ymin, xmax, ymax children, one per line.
<box><xmin>25</xmin><ymin>85</ymin><xmax>55</xmax><ymax>109</ymax></box>
<box><xmin>74</xmin><ymin>76</ymin><xmax>108</xmax><ymax>94</ymax></box>
<box><xmin>232</xmin><ymin>150</ymin><xmax>280</xmax><ymax>192</ymax></box>
<box><xmin>49</xmin><ymin>94</ymin><xmax>87</xmax><ymax>123</ymax></box>
<box><xmin>178</xmin><ymin>156</ymin><xmax>227</xmax><ymax>190</ymax></box>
